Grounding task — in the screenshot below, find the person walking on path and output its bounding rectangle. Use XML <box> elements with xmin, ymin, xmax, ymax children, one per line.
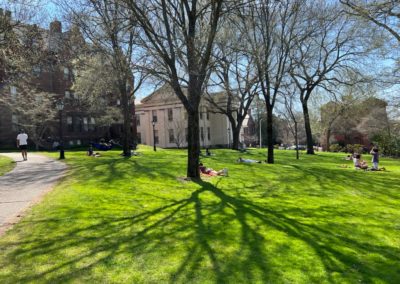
<box><xmin>16</xmin><ymin>129</ymin><xmax>28</xmax><ymax>161</ymax></box>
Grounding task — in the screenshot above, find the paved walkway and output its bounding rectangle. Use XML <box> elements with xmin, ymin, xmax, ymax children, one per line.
<box><xmin>0</xmin><ymin>153</ymin><xmax>67</xmax><ymax>235</ymax></box>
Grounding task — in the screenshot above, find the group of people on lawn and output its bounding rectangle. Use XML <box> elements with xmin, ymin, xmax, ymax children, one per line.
<box><xmin>15</xmin><ymin>129</ymin><xmax>385</xmax><ymax>174</ymax></box>
<box><xmin>346</xmin><ymin>147</ymin><xmax>383</xmax><ymax>171</ymax></box>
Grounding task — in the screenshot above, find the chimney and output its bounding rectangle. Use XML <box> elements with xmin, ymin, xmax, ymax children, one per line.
<box><xmin>49</xmin><ymin>20</ymin><xmax>62</xmax><ymax>51</ymax></box>
<box><xmin>50</xmin><ymin>20</ymin><xmax>62</xmax><ymax>34</ymax></box>
<box><xmin>5</xmin><ymin>10</ymin><xmax>11</xmax><ymax>21</ymax></box>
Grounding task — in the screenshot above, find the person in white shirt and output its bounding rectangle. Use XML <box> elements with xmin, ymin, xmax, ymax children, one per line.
<box><xmin>16</xmin><ymin>130</ymin><xmax>28</xmax><ymax>161</ymax></box>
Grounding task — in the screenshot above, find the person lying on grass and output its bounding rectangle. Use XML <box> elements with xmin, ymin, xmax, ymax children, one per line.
<box><xmin>199</xmin><ymin>163</ymin><xmax>228</xmax><ymax>176</ymax></box>
<box><xmin>237</xmin><ymin>157</ymin><xmax>262</xmax><ymax>163</ymax></box>
<box><xmin>344</xmin><ymin>154</ymin><xmax>352</xmax><ymax>160</ymax></box>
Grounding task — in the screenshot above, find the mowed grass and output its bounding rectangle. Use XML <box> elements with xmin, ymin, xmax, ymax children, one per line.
<box><xmin>0</xmin><ymin>155</ymin><xmax>15</xmax><ymax>176</ymax></box>
<box><xmin>0</xmin><ymin>146</ymin><xmax>399</xmax><ymax>283</ymax></box>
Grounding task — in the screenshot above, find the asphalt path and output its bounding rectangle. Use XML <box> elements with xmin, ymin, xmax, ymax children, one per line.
<box><xmin>0</xmin><ymin>153</ymin><xmax>67</xmax><ymax>235</ymax></box>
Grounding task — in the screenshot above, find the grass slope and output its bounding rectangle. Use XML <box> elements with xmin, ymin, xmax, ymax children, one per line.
<box><xmin>0</xmin><ymin>147</ymin><xmax>399</xmax><ymax>283</ymax></box>
<box><xmin>0</xmin><ymin>155</ymin><xmax>15</xmax><ymax>176</ymax></box>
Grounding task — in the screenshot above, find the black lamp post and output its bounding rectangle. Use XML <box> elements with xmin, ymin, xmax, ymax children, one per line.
<box><xmin>56</xmin><ymin>99</ymin><xmax>65</xmax><ymax>159</ymax></box>
<box><xmin>152</xmin><ymin>120</ymin><xmax>156</xmax><ymax>151</ymax></box>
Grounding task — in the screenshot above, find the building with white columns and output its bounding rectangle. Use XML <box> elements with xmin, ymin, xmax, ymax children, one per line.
<box><xmin>136</xmin><ymin>85</ymin><xmax>255</xmax><ymax>148</ymax></box>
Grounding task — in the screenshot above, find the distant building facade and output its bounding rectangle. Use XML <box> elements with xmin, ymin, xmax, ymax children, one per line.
<box><xmin>320</xmin><ymin>97</ymin><xmax>389</xmax><ymax>150</ymax></box>
<box><xmin>136</xmin><ymin>85</ymin><xmax>255</xmax><ymax>148</ymax></box>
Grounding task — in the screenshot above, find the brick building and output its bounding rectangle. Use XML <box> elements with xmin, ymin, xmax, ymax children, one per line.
<box><xmin>320</xmin><ymin>97</ymin><xmax>389</xmax><ymax>150</ymax></box>
<box><xmin>0</xmin><ymin>14</ymin><xmax>107</xmax><ymax>149</ymax></box>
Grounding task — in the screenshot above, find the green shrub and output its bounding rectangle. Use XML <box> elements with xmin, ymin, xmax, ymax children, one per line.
<box><xmin>346</xmin><ymin>144</ymin><xmax>364</xmax><ymax>154</ymax></box>
<box><xmin>329</xmin><ymin>144</ymin><xmax>343</xmax><ymax>152</ymax></box>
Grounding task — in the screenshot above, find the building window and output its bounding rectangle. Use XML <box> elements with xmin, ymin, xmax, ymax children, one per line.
<box><xmin>152</xmin><ymin>110</ymin><xmax>157</xmax><ymax>122</ymax></box>
<box><xmin>63</xmin><ymin>67</ymin><xmax>69</xmax><ymax>80</ymax></box>
<box><xmin>12</xmin><ymin>114</ymin><xmax>18</xmax><ymax>131</ymax></box>
<box><xmin>136</xmin><ymin>114</ymin><xmax>140</xmax><ymax>126</ymax></box>
<box><xmin>69</xmin><ymin>140</ymin><xmax>74</xmax><ymax>146</ymax></box>
<box><xmin>199</xmin><ymin>111</ymin><xmax>203</xmax><ymax>120</ymax></box>
<box><xmin>89</xmin><ymin>117</ymin><xmax>95</xmax><ymax>131</ymax></box>
<box><xmin>10</xmin><ymin>86</ymin><xmax>17</xmax><ymax>101</ymax></box>
<box><xmin>33</xmin><ymin>65</ymin><xmax>41</xmax><ymax>76</ymax></box>
<box><xmin>75</xmin><ymin>117</ymin><xmax>82</xmax><ymax>132</ymax></box>
<box><xmin>83</xmin><ymin>117</ymin><xmax>88</xmax><ymax>131</ymax></box>
<box><xmin>200</xmin><ymin>127</ymin><xmax>204</xmax><ymax>141</ymax></box>
<box><xmin>116</xmin><ymin>99</ymin><xmax>120</xmax><ymax>106</ymax></box>
<box><xmin>35</xmin><ymin>96</ymin><xmax>43</xmax><ymax>103</ymax></box>
<box><xmin>206</xmin><ymin>110</ymin><xmax>210</xmax><ymax>120</ymax></box>
<box><xmin>168</xmin><ymin>108</ymin><xmax>173</xmax><ymax>121</ymax></box>
<box><xmin>67</xmin><ymin>116</ymin><xmax>73</xmax><ymax>132</ymax></box>
<box><xmin>65</xmin><ymin>91</ymin><xmax>71</xmax><ymax>99</ymax></box>
<box><xmin>169</xmin><ymin>129</ymin><xmax>174</xmax><ymax>143</ymax></box>
<box><xmin>207</xmin><ymin>127</ymin><xmax>211</xmax><ymax>140</ymax></box>
<box><xmin>76</xmin><ymin>139</ymin><xmax>81</xmax><ymax>145</ymax></box>
<box><xmin>137</xmin><ymin>132</ymin><xmax>142</xmax><ymax>144</ymax></box>
<box><xmin>154</xmin><ymin>130</ymin><xmax>159</xmax><ymax>144</ymax></box>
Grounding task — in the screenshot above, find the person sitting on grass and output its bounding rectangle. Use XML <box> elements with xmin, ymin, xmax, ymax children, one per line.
<box><xmin>353</xmin><ymin>154</ymin><xmax>368</xmax><ymax>170</ymax></box>
<box><xmin>237</xmin><ymin>157</ymin><xmax>262</xmax><ymax>163</ymax></box>
<box><xmin>199</xmin><ymin>163</ymin><xmax>228</xmax><ymax>176</ymax></box>
<box><xmin>87</xmin><ymin>145</ymin><xmax>94</xmax><ymax>156</ymax></box>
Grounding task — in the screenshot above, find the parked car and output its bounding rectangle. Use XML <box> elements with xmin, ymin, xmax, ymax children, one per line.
<box><xmin>286</xmin><ymin>145</ymin><xmax>306</xmax><ymax>150</ymax></box>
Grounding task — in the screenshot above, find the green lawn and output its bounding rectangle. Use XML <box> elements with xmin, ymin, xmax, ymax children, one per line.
<box><xmin>0</xmin><ymin>155</ymin><xmax>15</xmax><ymax>176</ymax></box>
<box><xmin>0</xmin><ymin>147</ymin><xmax>399</xmax><ymax>283</ymax></box>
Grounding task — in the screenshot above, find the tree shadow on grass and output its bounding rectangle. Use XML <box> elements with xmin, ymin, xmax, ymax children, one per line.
<box><xmin>0</xmin><ymin>178</ymin><xmax>399</xmax><ymax>283</ymax></box>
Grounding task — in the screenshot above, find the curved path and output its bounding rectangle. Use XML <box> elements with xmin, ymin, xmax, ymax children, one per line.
<box><xmin>0</xmin><ymin>153</ymin><xmax>67</xmax><ymax>235</ymax></box>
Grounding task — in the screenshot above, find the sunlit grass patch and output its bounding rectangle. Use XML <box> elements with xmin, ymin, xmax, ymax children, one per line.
<box><xmin>0</xmin><ymin>155</ymin><xmax>15</xmax><ymax>176</ymax></box>
<box><xmin>0</xmin><ymin>146</ymin><xmax>399</xmax><ymax>283</ymax></box>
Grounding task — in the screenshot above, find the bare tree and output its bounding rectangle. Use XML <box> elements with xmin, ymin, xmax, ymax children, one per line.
<box><xmin>340</xmin><ymin>0</ymin><xmax>400</xmax><ymax>101</ymax></box>
<box><xmin>289</xmin><ymin>1</ymin><xmax>368</xmax><ymax>154</ymax></box>
<box><xmin>240</xmin><ymin>0</ymin><xmax>303</xmax><ymax>163</ymax></box>
<box><xmin>0</xmin><ymin>0</ymin><xmax>45</xmax><ymax>47</ymax></box>
<box><xmin>57</xmin><ymin>0</ymin><xmax>147</xmax><ymax>156</ymax></box>
<box><xmin>278</xmin><ymin>87</ymin><xmax>301</xmax><ymax>159</ymax></box>
<box><xmin>124</xmin><ymin>0</ymin><xmax>226</xmax><ymax>178</ymax></box>
<box><xmin>340</xmin><ymin>0</ymin><xmax>399</xmax><ymax>43</ymax></box>
<box><xmin>206</xmin><ymin>22</ymin><xmax>259</xmax><ymax>150</ymax></box>
<box><xmin>168</xmin><ymin>119</ymin><xmax>186</xmax><ymax>148</ymax></box>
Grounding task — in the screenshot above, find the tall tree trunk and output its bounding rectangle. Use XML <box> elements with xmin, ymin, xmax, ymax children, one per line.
<box><xmin>121</xmin><ymin>88</ymin><xmax>131</xmax><ymax>157</ymax></box>
<box><xmin>187</xmin><ymin>110</ymin><xmax>200</xmax><ymax>178</ymax></box>
<box><xmin>231</xmin><ymin>126</ymin><xmax>241</xmax><ymax>150</ymax></box>
<box><xmin>229</xmin><ymin>117</ymin><xmax>242</xmax><ymax>150</ymax></box>
<box><xmin>302</xmin><ymin>100</ymin><xmax>315</xmax><ymax>155</ymax></box>
<box><xmin>325</xmin><ymin>128</ymin><xmax>331</xmax><ymax>152</ymax></box>
<box><xmin>266</xmin><ymin>107</ymin><xmax>274</xmax><ymax>163</ymax></box>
